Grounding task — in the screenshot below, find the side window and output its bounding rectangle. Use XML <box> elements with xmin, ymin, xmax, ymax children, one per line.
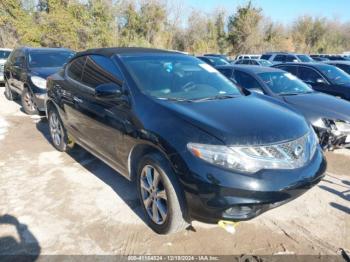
<box><xmin>298</xmin><ymin>67</ymin><xmax>323</xmax><ymax>83</ymax></box>
<box><xmin>261</xmin><ymin>54</ymin><xmax>272</xmax><ymax>60</ymax></box>
<box><xmin>274</xmin><ymin>55</ymin><xmax>285</xmax><ymax>62</ymax></box>
<box><xmin>337</xmin><ymin>64</ymin><xmax>350</xmax><ymax>74</ymax></box>
<box><xmin>236</xmin><ymin>60</ymin><xmax>243</xmax><ymax>64</ymax></box>
<box><xmin>82</xmin><ymin>55</ymin><xmax>123</xmax><ymax>88</ymax></box>
<box><xmin>251</xmin><ymin>60</ymin><xmax>258</xmax><ymax>65</ymax></box>
<box><xmin>233</xmin><ymin>71</ymin><xmax>263</xmax><ymax>91</ymax></box>
<box><xmin>67</xmin><ymin>56</ymin><xmax>86</xmax><ymax>82</ymax></box>
<box><xmin>278</xmin><ymin>65</ymin><xmax>298</xmax><ymax>76</ymax></box>
<box><xmin>7</xmin><ymin>50</ymin><xmax>18</xmax><ymax>65</ymax></box>
<box><xmin>218</xmin><ymin>69</ymin><xmax>233</xmax><ymax>78</ymax></box>
<box><xmin>286</xmin><ymin>55</ymin><xmax>298</xmax><ymax>62</ymax></box>
<box><xmin>12</xmin><ymin>50</ymin><xmax>25</xmax><ymax>67</ymax></box>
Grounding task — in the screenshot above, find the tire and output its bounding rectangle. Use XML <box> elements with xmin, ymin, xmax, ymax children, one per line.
<box><xmin>4</xmin><ymin>79</ymin><xmax>17</xmax><ymax>101</ymax></box>
<box><xmin>48</xmin><ymin>107</ymin><xmax>72</xmax><ymax>152</ymax></box>
<box><xmin>21</xmin><ymin>88</ymin><xmax>38</xmax><ymax>115</ymax></box>
<box><xmin>137</xmin><ymin>153</ymin><xmax>189</xmax><ymax>234</ymax></box>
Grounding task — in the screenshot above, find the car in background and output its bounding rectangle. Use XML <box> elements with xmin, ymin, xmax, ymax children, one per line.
<box><xmin>273</xmin><ymin>63</ymin><xmax>350</xmax><ymax>101</ymax></box>
<box><xmin>46</xmin><ymin>47</ymin><xmax>325</xmax><ymax>234</ymax></box>
<box><xmin>234</xmin><ymin>59</ymin><xmax>272</xmax><ymax>66</ymax></box>
<box><xmin>235</xmin><ymin>54</ymin><xmax>261</xmax><ymax>60</ymax></box>
<box><xmin>3</xmin><ymin>47</ymin><xmax>74</xmax><ymax>114</ymax></box>
<box><xmin>261</xmin><ymin>52</ymin><xmax>314</xmax><ymax>64</ymax></box>
<box><xmin>197</xmin><ymin>56</ymin><xmax>230</xmax><ymax>67</ymax></box>
<box><xmin>310</xmin><ymin>55</ymin><xmax>330</xmax><ymax>62</ymax></box>
<box><xmin>323</xmin><ymin>55</ymin><xmax>350</xmax><ymax>61</ymax></box>
<box><xmin>203</xmin><ymin>54</ymin><xmax>230</xmax><ymax>62</ymax></box>
<box><xmin>324</xmin><ymin>61</ymin><xmax>350</xmax><ymax>75</ymax></box>
<box><xmin>0</xmin><ymin>48</ymin><xmax>12</xmax><ymax>83</ymax></box>
<box><xmin>216</xmin><ymin>65</ymin><xmax>350</xmax><ymax>150</ymax></box>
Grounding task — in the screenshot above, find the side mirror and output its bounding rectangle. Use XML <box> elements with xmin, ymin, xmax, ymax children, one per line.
<box><xmin>249</xmin><ymin>88</ymin><xmax>264</xmax><ymax>95</ymax></box>
<box><xmin>95</xmin><ymin>83</ymin><xmax>123</xmax><ymax>99</ymax></box>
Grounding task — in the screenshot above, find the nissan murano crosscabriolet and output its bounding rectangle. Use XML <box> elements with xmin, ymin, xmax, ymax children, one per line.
<box><xmin>46</xmin><ymin>48</ymin><xmax>326</xmax><ymax>234</ymax></box>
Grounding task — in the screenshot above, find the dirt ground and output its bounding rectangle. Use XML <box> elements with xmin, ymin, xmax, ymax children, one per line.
<box><xmin>0</xmin><ymin>88</ymin><xmax>349</xmax><ymax>258</ymax></box>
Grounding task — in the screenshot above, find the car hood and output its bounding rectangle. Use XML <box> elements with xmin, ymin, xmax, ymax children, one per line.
<box><xmin>30</xmin><ymin>67</ymin><xmax>62</xmax><ymax>79</ymax></box>
<box><xmin>283</xmin><ymin>92</ymin><xmax>350</xmax><ymax>123</ymax></box>
<box><xmin>0</xmin><ymin>59</ymin><xmax>6</xmax><ymax>65</ymax></box>
<box><xmin>157</xmin><ymin>94</ymin><xmax>309</xmax><ymax>146</ymax></box>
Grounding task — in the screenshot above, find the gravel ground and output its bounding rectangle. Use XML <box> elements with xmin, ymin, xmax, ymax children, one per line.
<box><xmin>0</xmin><ymin>89</ymin><xmax>349</xmax><ymax>258</ymax></box>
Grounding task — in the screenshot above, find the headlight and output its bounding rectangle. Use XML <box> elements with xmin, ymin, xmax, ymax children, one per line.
<box><xmin>334</xmin><ymin>121</ymin><xmax>350</xmax><ymax>134</ymax></box>
<box><xmin>187</xmin><ymin>131</ymin><xmax>317</xmax><ymax>174</ymax></box>
<box><xmin>31</xmin><ymin>76</ymin><xmax>47</xmax><ymax>89</ymax></box>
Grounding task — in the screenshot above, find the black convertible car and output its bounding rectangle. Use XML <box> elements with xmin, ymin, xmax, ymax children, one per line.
<box><xmin>216</xmin><ymin>65</ymin><xmax>350</xmax><ymax>150</ymax></box>
<box><xmin>46</xmin><ymin>48</ymin><xmax>325</xmax><ymax>234</ymax></box>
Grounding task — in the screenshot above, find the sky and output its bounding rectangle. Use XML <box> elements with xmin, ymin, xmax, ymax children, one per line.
<box><xmin>185</xmin><ymin>0</ymin><xmax>350</xmax><ymax>24</ymax></box>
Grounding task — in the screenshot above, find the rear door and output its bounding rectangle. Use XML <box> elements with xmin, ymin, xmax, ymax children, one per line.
<box><xmin>6</xmin><ymin>49</ymin><xmax>27</xmax><ymax>94</ymax></box>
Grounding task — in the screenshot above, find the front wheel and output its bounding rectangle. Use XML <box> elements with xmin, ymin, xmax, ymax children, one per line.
<box><xmin>21</xmin><ymin>88</ymin><xmax>38</xmax><ymax>115</ymax></box>
<box><xmin>137</xmin><ymin>153</ymin><xmax>189</xmax><ymax>234</ymax></box>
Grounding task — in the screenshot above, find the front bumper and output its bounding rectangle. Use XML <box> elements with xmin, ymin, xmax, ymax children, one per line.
<box><xmin>0</xmin><ymin>73</ymin><xmax>4</xmax><ymax>82</ymax></box>
<box><xmin>180</xmin><ymin>148</ymin><xmax>326</xmax><ymax>223</ymax></box>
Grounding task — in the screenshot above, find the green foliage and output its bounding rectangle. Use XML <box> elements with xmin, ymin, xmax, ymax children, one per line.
<box><xmin>0</xmin><ymin>0</ymin><xmax>349</xmax><ymax>56</ymax></box>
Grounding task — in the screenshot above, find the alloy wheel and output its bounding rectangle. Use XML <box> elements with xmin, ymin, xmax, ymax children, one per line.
<box><xmin>24</xmin><ymin>92</ymin><xmax>36</xmax><ymax>112</ymax></box>
<box><xmin>49</xmin><ymin>112</ymin><xmax>63</xmax><ymax>147</ymax></box>
<box><xmin>140</xmin><ymin>165</ymin><xmax>168</xmax><ymax>225</ymax></box>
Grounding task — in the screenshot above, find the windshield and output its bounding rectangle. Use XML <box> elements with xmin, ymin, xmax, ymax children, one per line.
<box><xmin>258</xmin><ymin>72</ymin><xmax>313</xmax><ymax>95</ymax></box>
<box><xmin>259</xmin><ymin>60</ymin><xmax>272</xmax><ymax>66</ymax></box>
<box><xmin>0</xmin><ymin>51</ymin><xmax>11</xmax><ymax>59</ymax></box>
<box><xmin>297</xmin><ymin>55</ymin><xmax>313</xmax><ymax>62</ymax></box>
<box><xmin>207</xmin><ymin>57</ymin><xmax>230</xmax><ymax>66</ymax></box>
<box><xmin>28</xmin><ymin>50</ymin><xmax>75</xmax><ymax>68</ymax></box>
<box><xmin>318</xmin><ymin>65</ymin><xmax>350</xmax><ymax>85</ymax></box>
<box><xmin>121</xmin><ymin>55</ymin><xmax>242</xmax><ymax>101</ymax></box>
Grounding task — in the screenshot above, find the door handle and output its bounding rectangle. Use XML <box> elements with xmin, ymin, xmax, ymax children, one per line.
<box><xmin>73</xmin><ymin>96</ymin><xmax>83</xmax><ymax>103</ymax></box>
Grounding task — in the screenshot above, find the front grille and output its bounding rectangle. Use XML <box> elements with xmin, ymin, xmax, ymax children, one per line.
<box><xmin>236</xmin><ymin>133</ymin><xmax>312</xmax><ymax>168</ymax></box>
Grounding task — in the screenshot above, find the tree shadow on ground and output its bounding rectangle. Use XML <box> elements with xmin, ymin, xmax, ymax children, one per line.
<box><xmin>0</xmin><ymin>214</ymin><xmax>41</xmax><ymax>261</ymax></box>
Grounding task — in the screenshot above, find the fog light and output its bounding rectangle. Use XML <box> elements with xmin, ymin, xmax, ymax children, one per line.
<box><xmin>223</xmin><ymin>205</ymin><xmax>259</xmax><ymax>219</ymax></box>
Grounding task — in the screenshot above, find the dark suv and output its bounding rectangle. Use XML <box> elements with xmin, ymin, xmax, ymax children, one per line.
<box><xmin>46</xmin><ymin>48</ymin><xmax>326</xmax><ymax>234</ymax></box>
<box><xmin>4</xmin><ymin>47</ymin><xmax>74</xmax><ymax>114</ymax></box>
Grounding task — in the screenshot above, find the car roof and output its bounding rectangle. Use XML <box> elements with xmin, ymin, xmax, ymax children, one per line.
<box><xmin>19</xmin><ymin>47</ymin><xmax>72</xmax><ymax>52</ymax></box>
<box><xmin>216</xmin><ymin>65</ymin><xmax>284</xmax><ymax>74</ymax></box>
<box><xmin>324</xmin><ymin>60</ymin><xmax>350</xmax><ymax>65</ymax></box>
<box><xmin>0</xmin><ymin>48</ymin><xmax>12</xmax><ymax>51</ymax></box>
<box><xmin>77</xmin><ymin>47</ymin><xmax>180</xmax><ymax>58</ymax></box>
<box><xmin>273</xmin><ymin>62</ymin><xmax>329</xmax><ymax>68</ymax></box>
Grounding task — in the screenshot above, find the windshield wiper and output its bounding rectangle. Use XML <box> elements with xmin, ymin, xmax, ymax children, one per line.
<box><xmin>191</xmin><ymin>94</ymin><xmax>239</xmax><ymax>102</ymax></box>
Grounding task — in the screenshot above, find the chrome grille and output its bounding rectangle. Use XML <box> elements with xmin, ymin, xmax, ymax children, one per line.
<box><xmin>234</xmin><ymin>133</ymin><xmax>313</xmax><ymax>169</ymax></box>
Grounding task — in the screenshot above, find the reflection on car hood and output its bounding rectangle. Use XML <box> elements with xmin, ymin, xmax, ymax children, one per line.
<box><xmin>283</xmin><ymin>92</ymin><xmax>350</xmax><ymax>123</ymax></box>
<box><xmin>158</xmin><ymin>94</ymin><xmax>309</xmax><ymax>146</ymax></box>
<box><xmin>30</xmin><ymin>67</ymin><xmax>62</xmax><ymax>79</ymax></box>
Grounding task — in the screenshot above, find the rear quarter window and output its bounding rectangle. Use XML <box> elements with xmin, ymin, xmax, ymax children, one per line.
<box><xmin>67</xmin><ymin>56</ymin><xmax>86</xmax><ymax>82</ymax></box>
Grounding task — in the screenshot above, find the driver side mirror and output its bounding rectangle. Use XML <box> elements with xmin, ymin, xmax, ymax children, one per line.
<box><xmin>95</xmin><ymin>83</ymin><xmax>123</xmax><ymax>99</ymax></box>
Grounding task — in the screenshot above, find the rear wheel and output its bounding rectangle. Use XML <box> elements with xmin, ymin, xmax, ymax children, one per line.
<box><xmin>21</xmin><ymin>88</ymin><xmax>38</xmax><ymax>115</ymax></box>
<box><xmin>48</xmin><ymin>107</ymin><xmax>73</xmax><ymax>152</ymax></box>
<box><xmin>137</xmin><ymin>153</ymin><xmax>189</xmax><ymax>234</ymax></box>
<box><xmin>4</xmin><ymin>79</ymin><xmax>17</xmax><ymax>101</ymax></box>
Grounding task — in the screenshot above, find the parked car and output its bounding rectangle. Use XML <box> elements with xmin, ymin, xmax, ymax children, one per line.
<box><xmin>216</xmin><ymin>65</ymin><xmax>350</xmax><ymax>150</ymax></box>
<box><xmin>3</xmin><ymin>47</ymin><xmax>74</xmax><ymax>114</ymax></box>
<box><xmin>46</xmin><ymin>47</ymin><xmax>325</xmax><ymax>234</ymax></box>
<box><xmin>310</xmin><ymin>56</ymin><xmax>329</xmax><ymax>62</ymax></box>
<box><xmin>234</xmin><ymin>59</ymin><xmax>272</xmax><ymax>66</ymax></box>
<box><xmin>324</xmin><ymin>61</ymin><xmax>350</xmax><ymax>75</ymax></box>
<box><xmin>273</xmin><ymin>63</ymin><xmax>350</xmax><ymax>101</ymax></box>
<box><xmin>197</xmin><ymin>56</ymin><xmax>230</xmax><ymax>67</ymax></box>
<box><xmin>235</xmin><ymin>54</ymin><xmax>261</xmax><ymax>60</ymax></box>
<box><xmin>323</xmin><ymin>55</ymin><xmax>350</xmax><ymax>61</ymax></box>
<box><xmin>0</xmin><ymin>48</ymin><xmax>12</xmax><ymax>83</ymax></box>
<box><xmin>261</xmin><ymin>52</ymin><xmax>314</xmax><ymax>64</ymax></box>
<box><xmin>203</xmin><ymin>54</ymin><xmax>230</xmax><ymax>62</ymax></box>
